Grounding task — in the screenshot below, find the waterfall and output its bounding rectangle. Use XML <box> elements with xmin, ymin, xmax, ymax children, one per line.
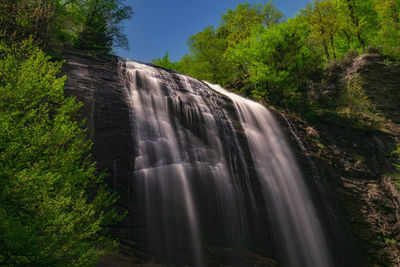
<box><xmin>120</xmin><ymin>60</ymin><xmax>331</xmax><ymax>266</ymax></box>
<box><xmin>207</xmin><ymin>83</ymin><xmax>331</xmax><ymax>267</ymax></box>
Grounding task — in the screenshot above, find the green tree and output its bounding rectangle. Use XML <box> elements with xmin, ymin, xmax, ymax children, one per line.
<box><xmin>178</xmin><ymin>2</ymin><xmax>284</xmax><ymax>86</ymax></box>
<box><xmin>150</xmin><ymin>51</ymin><xmax>180</xmax><ymax>71</ymax></box>
<box><xmin>74</xmin><ymin>0</ymin><xmax>133</xmax><ymax>53</ymax></box>
<box><xmin>0</xmin><ymin>0</ymin><xmax>60</xmax><ymax>46</ymax></box>
<box><xmin>302</xmin><ymin>0</ymin><xmax>341</xmax><ymax>60</ymax></box>
<box><xmin>220</xmin><ymin>2</ymin><xmax>284</xmax><ymax>84</ymax></box>
<box><xmin>0</xmin><ymin>40</ymin><xmax>121</xmax><ymax>266</ymax></box>
<box><xmin>183</xmin><ymin>26</ymin><xmax>228</xmax><ymax>83</ymax></box>
<box><xmin>0</xmin><ymin>0</ymin><xmax>133</xmax><ymax>53</ymax></box>
<box><xmin>373</xmin><ymin>0</ymin><xmax>400</xmax><ymax>58</ymax></box>
<box><xmin>220</xmin><ymin>2</ymin><xmax>284</xmax><ymax>47</ymax></box>
<box><xmin>227</xmin><ymin>17</ymin><xmax>323</xmax><ymax>111</ymax></box>
<box><xmin>335</xmin><ymin>0</ymin><xmax>378</xmax><ymax>52</ymax></box>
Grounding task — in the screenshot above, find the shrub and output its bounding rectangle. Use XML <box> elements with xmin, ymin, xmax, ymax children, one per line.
<box><xmin>339</xmin><ymin>74</ymin><xmax>376</xmax><ymax>123</ymax></box>
<box><xmin>0</xmin><ymin>40</ymin><xmax>121</xmax><ymax>266</ymax></box>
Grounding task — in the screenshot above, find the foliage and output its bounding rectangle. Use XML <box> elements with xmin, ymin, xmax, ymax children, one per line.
<box><xmin>335</xmin><ymin>0</ymin><xmax>379</xmax><ymax>53</ymax></box>
<box><xmin>394</xmin><ymin>143</ymin><xmax>400</xmax><ymax>171</ymax></box>
<box><xmin>74</xmin><ymin>0</ymin><xmax>133</xmax><ymax>53</ymax></box>
<box><xmin>184</xmin><ymin>26</ymin><xmax>228</xmax><ymax>83</ymax></box>
<box><xmin>171</xmin><ymin>1</ymin><xmax>283</xmax><ymax>86</ymax></box>
<box><xmin>0</xmin><ymin>0</ymin><xmax>61</xmax><ymax>46</ymax></box>
<box><xmin>338</xmin><ymin>74</ymin><xmax>377</xmax><ymax>123</ymax></box>
<box><xmin>150</xmin><ymin>51</ymin><xmax>181</xmax><ymax>71</ymax></box>
<box><xmin>157</xmin><ymin>0</ymin><xmax>400</xmax><ymax>116</ymax></box>
<box><xmin>0</xmin><ymin>0</ymin><xmax>133</xmax><ymax>53</ymax></box>
<box><xmin>373</xmin><ymin>0</ymin><xmax>400</xmax><ymax>59</ymax></box>
<box><xmin>302</xmin><ymin>0</ymin><xmax>341</xmax><ymax>60</ymax></box>
<box><xmin>220</xmin><ymin>2</ymin><xmax>284</xmax><ymax>47</ymax></box>
<box><xmin>226</xmin><ymin>16</ymin><xmax>324</xmax><ymax>111</ymax></box>
<box><xmin>391</xmin><ymin>143</ymin><xmax>400</xmax><ymax>189</ymax></box>
<box><xmin>0</xmin><ymin>40</ymin><xmax>121</xmax><ymax>266</ymax></box>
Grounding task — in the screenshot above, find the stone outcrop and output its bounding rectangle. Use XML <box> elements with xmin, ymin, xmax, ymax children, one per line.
<box><xmin>347</xmin><ymin>55</ymin><xmax>400</xmax><ymax>124</ymax></box>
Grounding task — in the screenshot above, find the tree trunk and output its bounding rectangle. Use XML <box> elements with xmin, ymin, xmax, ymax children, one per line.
<box><xmin>346</xmin><ymin>0</ymin><xmax>366</xmax><ymax>52</ymax></box>
<box><xmin>323</xmin><ymin>42</ymin><xmax>331</xmax><ymax>61</ymax></box>
<box><xmin>391</xmin><ymin>0</ymin><xmax>400</xmax><ymax>24</ymax></box>
<box><xmin>357</xmin><ymin>32</ymin><xmax>366</xmax><ymax>53</ymax></box>
<box><xmin>330</xmin><ymin>34</ymin><xmax>336</xmax><ymax>60</ymax></box>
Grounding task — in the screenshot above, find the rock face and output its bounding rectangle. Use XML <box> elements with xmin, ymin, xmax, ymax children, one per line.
<box><xmin>62</xmin><ymin>51</ymin><xmax>136</xmax><ymax>241</ymax></box>
<box><xmin>317</xmin><ymin>54</ymin><xmax>400</xmax><ymax>124</ymax></box>
<box><xmin>276</xmin><ymin>113</ymin><xmax>398</xmax><ymax>266</ymax></box>
<box><xmin>274</xmin><ymin>54</ymin><xmax>400</xmax><ymax>266</ymax></box>
<box><xmin>62</xmin><ymin>51</ymin><xmax>398</xmax><ymax>266</ymax></box>
<box><xmin>348</xmin><ymin>55</ymin><xmax>400</xmax><ymax>124</ymax></box>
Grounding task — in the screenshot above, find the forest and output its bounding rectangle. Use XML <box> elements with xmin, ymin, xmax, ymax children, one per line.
<box><xmin>1</xmin><ymin>0</ymin><xmax>400</xmax><ymax>266</ymax></box>
<box><xmin>153</xmin><ymin>0</ymin><xmax>400</xmax><ymax>118</ymax></box>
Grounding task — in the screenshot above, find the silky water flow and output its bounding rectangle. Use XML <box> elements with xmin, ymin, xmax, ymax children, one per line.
<box><xmin>119</xmin><ymin>60</ymin><xmax>332</xmax><ymax>267</ymax></box>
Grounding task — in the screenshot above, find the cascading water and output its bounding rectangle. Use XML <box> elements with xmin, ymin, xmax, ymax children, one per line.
<box><xmin>206</xmin><ymin>83</ymin><xmax>332</xmax><ymax>267</ymax></box>
<box><xmin>119</xmin><ymin>59</ymin><xmax>332</xmax><ymax>266</ymax></box>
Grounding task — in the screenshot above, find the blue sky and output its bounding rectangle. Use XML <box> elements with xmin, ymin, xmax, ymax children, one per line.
<box><xmin>115</xmin><ymin>0</ymin><xmax>310</xmax><ymax>63</ymax></box>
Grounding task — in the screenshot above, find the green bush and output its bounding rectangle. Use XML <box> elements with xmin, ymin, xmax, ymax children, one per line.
<box><xmin>339</xmin><ymin>74</ymin><xmax>373</xmax><ymax>119</ymax></box>
<box><xmin>391</xmin><ymin>143</ymin><xmax>400</xmax><ymax>189</ymax></box>
<box><xmin>0</xmin><ymin>40</ymin><xmax>121</xmax><ymax>266</ymax></box>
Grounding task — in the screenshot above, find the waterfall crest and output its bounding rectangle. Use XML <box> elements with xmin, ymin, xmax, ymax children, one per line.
<box><xmin>120</xmin><ymin>60</ymin><xmax>331</xmax><ymax>266</ymax></box>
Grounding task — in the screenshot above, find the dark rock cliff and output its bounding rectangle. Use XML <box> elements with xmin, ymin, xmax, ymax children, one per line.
<box><xmin>62</xmin><ymin>51</ymin><xmax>400</xmax><ymax>266</ymax></box>
<box><xmin>346</xmin><ymin>55</ymin><xmax>400</xmax><ymax>124</ymax></box>
<box><xmin>274</xmin><ymin>54</ymin><xmax>400</xmax><ymax>266</ymax></box>
<box><xmin>62</xmin><ymin>52</ymin><xmax>139</xmax><ymax>264</ymax></box>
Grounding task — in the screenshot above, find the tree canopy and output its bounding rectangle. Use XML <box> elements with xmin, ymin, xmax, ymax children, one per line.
<box><xmin>152</xmin><ymin>0</ymin><xmax>400</xmax><ymax>115</ymax></box>
<box><xmin>0</xmin><ymin>40</ymin><xmax>122</xmax><ymax>266</ymax></box>
<box><xmin>0</xmin><ymin>0</ymin><xmax>133</xmax><ymax>53</ymax></box>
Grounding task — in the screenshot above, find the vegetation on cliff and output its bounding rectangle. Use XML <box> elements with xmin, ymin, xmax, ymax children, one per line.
<box><xmin>0</xmin><ymin>0</ymin><xmax>133</xmax><ymax>265</ymax></box>
<box><xmin>0</xmin><ymin>39</ymin><xmax>123</xmax><ymax>266</ymax></box>
<box><xmin>393</xmin><ymin>143</ymin><xmax>400</xmax><ymax>188</ymax></box>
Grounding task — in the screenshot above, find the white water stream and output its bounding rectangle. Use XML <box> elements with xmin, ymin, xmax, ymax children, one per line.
<box><xmin>120</xmin><ymin>60</ymin><xmax>331</xmax><ymax>266</ymax></box>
